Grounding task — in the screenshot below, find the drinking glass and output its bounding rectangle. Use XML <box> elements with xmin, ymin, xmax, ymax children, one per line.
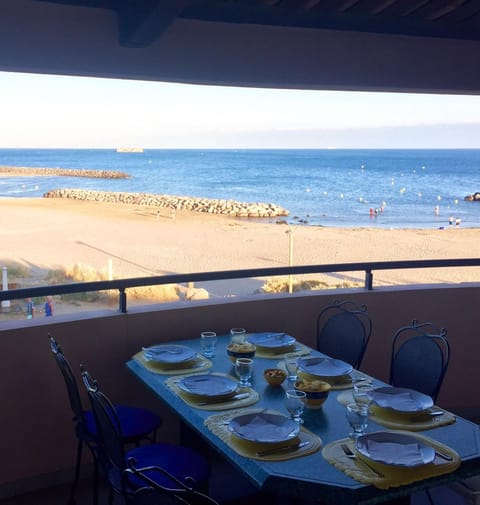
<box><xmin>285</xmin><ymin>389</ymin><xmax>306</xmax><ymax>424</ymax></box>
<box><xmin>235</xmin><ymin>357</ymin><xmax>253</xmax><ymax>388</ymax></box>
<box><xmin>346</xmin><ymin>403</ymin><xmax>369</xmax><ymax>438</ymax></box>
<box><xmin>284</xmin><ymin>353</ymin><xmax>299</xmax><ymax>382</ymax></box>
<box><xmin>200</xmin><ymin>331</ymin><xmax>217</xmax><ymax>358</ymax></box>
<box><xmin>352</xmin><ymin>380</ymin><xmax>374</xmax><ymax>410</ymax></box>
<box><xmin>230</xmin><ymin>328</ymin><xmax>246</xmax><ymax>344</ymax></box>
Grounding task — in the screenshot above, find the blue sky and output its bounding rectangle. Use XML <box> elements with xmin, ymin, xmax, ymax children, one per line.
<box><xmin>2</xmin><ymin>71</ymin><xmax>480</xmax><ymax>148</ymax></box>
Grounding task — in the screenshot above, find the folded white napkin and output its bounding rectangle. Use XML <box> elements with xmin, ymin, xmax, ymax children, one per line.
<box><xmin>144</xmin><ymin>347</ymin><xmax>181</xmax><ymax>356</ymax></box>
<box><xmin>302</xmin><ymin>358</ymin><xmax>337</xmax><ymax>373</ymax></box>
<box><xmin>366</xmin><ymin>440</ymin><xmax>424</xmax><ymax>466</ymax></box>
<box><xmin>234</xmin><ymin>415</ymin><xmax>295</xmax><ymax>442</ymax></box>
<box><xmin>182</xmin><ymin>377</ymin><xmax>227</xmax><ymax>394</ymax></box>
<box><xmin>373</xmin><ymin>391</ymin><xmax>421</xmax><ymax>410</ymax></box>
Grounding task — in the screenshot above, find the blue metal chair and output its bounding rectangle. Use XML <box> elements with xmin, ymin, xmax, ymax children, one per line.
<box><xmin>390</xmin><ymin>321</ymin><xmax>450</xmax><ymax>505</ymax></box>
<box><xmin>49</xmin><ymin>334</ymin><xmax>162</xmax><ymax>505</ymax></box>
<box><xmin>389</xmin><ymin>319</ymin><xmax>450</xmax><ymax>402</ymax></box>
<box><xmin>316</xmin><ymin>300</ymin><xmax>372</xmax><ymax>368</ymax></box>
<box><xmin>81</xmin><ymin>366</ymin><xmax>210</xmax><ymax>505</ymax></box>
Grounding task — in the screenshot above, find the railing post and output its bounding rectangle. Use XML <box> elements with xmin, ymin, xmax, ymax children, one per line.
<box><xmin>119</xmin><ymin>288</ymin><xmax>127</xmax><ymax>313</ymax></box>
<box><xmin>365</xmin><ymin>269</ymin><xmax>373</xmax><ymax>290</ymax></box>
<box><xmin>286</xmin><ymin>228</ymin><xmax>294</xmax><ymax>294</ymax></box>
<box><xmin>1</xmin><ymin>266</ymin><xmax>11</xmax><ymax>311</ymax></box>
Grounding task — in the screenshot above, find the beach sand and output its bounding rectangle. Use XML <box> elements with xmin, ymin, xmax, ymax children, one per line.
<box><xmin>1</xmin><ymin>197</ymin><xmax>479</xmax><ymax>306</ymax></box>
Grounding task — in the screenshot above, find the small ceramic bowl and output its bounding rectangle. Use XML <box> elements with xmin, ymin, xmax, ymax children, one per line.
<box><xmin>294</xmin><ymin>379</ymin><xmax>331</xmax><ymax>409</ymax></box>
<box><xmin>263</xmin><ymin>368</ymin><xmax>287</xmax><ymax>386</ymax></box>
<box><xmin>226</xmin><ymin>342</ymin><xmax>256</xmax><ymax>364</ymax></box>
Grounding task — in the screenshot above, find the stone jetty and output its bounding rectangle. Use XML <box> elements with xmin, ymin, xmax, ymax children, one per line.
<box><xmin>0</xmin><ymin>166</ymin><xmax>130</xmax><ymax>179</ymax></box>
<box><xmin>43</xmin><ymin>189</ymin><xmax>290</xmax><ymax>218</ymax></box>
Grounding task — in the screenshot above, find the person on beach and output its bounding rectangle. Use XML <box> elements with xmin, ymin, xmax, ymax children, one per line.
<box><xmin>26</xmin><ymin>298</ymin><xmax>35</xmax><ymax>319</ymax></box>
<box><xmin>44</xmin><ymin>296</ymin><xmax>53</xmax><ymax>317</ymax></box>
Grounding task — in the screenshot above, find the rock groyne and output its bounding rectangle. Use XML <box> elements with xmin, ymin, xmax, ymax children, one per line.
<box><xmin>0</xmin><ymin>166</ymin><xmax>130</xmax><ymax>179</ymax></box>
<box><xmin>43</xmin><ymin>189</ymin><xmax>289</xmax><ymax>218</ymax></box>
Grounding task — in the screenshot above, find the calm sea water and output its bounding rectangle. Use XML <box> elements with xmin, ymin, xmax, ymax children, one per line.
<box><xmin>0</xmin><ymin>148</ymin><xmax>479</xmax><ymax>229</ymax></box>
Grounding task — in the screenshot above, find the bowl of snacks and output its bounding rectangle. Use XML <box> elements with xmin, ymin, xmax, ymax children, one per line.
<box><xmin>226</xmin><ymin>342</ymin><xmax>256</xmax><ymax>363</ymax></box>
<box><xmin>263</xmin><ymin>368</ymin><xmax>287</xmax><ymax>386</ymax></box>
<box><xmin>294</xmin><ymin>379</ymin><xmax>331</xmax><ymax>409</ymax></box>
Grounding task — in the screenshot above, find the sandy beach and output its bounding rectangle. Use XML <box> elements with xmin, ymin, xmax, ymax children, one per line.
<box><xmin>1</xmin><ymin>197</ymin><xmax>479</xmax><ymax>304</ymax></box>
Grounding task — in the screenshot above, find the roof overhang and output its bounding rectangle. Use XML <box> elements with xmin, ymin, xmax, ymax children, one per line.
<box><xmin>2</xmin><ymin>0</ymin><xmax>480</xmax><ymax>94</ymax></box>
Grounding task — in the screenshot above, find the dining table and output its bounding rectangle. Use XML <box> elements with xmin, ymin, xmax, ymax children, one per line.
<box><xmin>126</xmin><ymin>333</ymin><xmax>480</xmax><ymax>505</ymax></box>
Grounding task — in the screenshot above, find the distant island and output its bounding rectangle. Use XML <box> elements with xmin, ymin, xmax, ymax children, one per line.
<box><xmin>116</xmin><ymin>147</ymin><xmax>144</xmax><ymax>153</ymax></box>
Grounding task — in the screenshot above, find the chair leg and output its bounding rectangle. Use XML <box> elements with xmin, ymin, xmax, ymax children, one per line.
<box><xmin>69</xmin><ymin>439</ymin><xmax>83</xmax><ymax>505</ymax></box>
<box><xmin>425</xmin><ymin>489</ymin><xmax>435</xmax><ymax>505</ymax></box>
<box><xmin>109</xmin><ymin>485</ymin><xmax>115</xmax><ymax>505</ymax></box>
<box><xmin>92</xmin><ymin>454</ymin><xmax>99</xmax><ymax>505</ymax></box>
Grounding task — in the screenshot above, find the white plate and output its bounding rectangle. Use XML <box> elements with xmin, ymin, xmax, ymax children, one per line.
<box><xmin>356</xmin><ymin>432</ymin><xmax>435</xmax><ymax>467</ymax></box>
<box><xmin>177</xmin><ymin>375</ymin><xmax>238</xmax><ymax>398</ymax></box>
<box><xmin>228</xmin><ymin>412</ymin><xmax>300</xmax><ymax>444</ymax></box>
<box><xmin>246</xmin><ymin>332</ymin><xmax>296</xmax><ymax>349</ymax></box>
<box><xmin>142</xmin><ymin>344</ymin><xmax>196</xmax><ymax>364</ymax></box>
<box><xmin>298</xmin><ymin>356</ymin><xmax>353</xmax><ymax>377</ymax></box>
<box><xmin>369</xmin><ymin>386</ymin><xmax>434</xmax><ymax>413</ymax></box>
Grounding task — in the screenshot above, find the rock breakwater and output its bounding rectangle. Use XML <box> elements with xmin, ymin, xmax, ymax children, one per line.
<box><xmin>43</xmin><ymin>189</ymin><xmax>289</xmax><ymax>218</ymax></box>
<box><xmin>0</xmin><ymin>166</ymin><xmax>130</xmax><ymax>179</ymax></box>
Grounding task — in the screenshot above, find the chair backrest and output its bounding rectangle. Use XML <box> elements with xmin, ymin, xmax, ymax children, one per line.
<box><xmin>316</xmin><ymin>300</ymin><xmax>372</xmax><ymax>368</ymax></box>
<box><xmin>49</xmin><ymin>334</ymin><xmax>87</xmax><ymax>430</ymax></box>
<box><xmin>81</xmin><ymin>367</ymin><xmax>126</xmax><ymax>483</ymax></box>
<box><xmin>389</xmin><ymin>319</ymin><xmax>450</xmax><ymax>402</ymax></box>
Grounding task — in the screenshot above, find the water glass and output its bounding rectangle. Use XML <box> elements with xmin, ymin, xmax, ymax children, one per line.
<box><xmin>235</xmin><ymin>357</ymin><xmax>253</xmax><ymax>388</ymax></box>
<box><xmin>346</xmin><ymin>403</ymin><xmax>369</xmax><ymax>438</ymax></box>
<box><xmin>285</xmin><ymin>389</ymin><xmax>306</xmax><ymax>424</ymax></box>
<box><xmin>352</xmin><ymin>380</ymin><xmax>374</xmax><ymax>410</ymax></box>
<box><xmin>200</xmin><ymin>331</ymin><xmax>217</xmax><ymax>358</ymax></box>
<box><xmin>230</xmin><ymin>327</ymin><xmax>246</xmax><ymax>344</ymax></box>
<box><xmin>284</xmin><ymin>353</ymin><xmax>299</xmax><ymax>382</ymax></box>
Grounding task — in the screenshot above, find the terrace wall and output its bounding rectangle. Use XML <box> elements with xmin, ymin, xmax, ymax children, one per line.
<box><xmin>1</xmin><ymin>283</ymin><xmax>479</xmax><ymax>496</ymax></box>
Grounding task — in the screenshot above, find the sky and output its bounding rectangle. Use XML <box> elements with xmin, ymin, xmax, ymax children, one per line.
<box><xmin>3</xmin><ymin>71</ymin><xmax>480</xmax><ymax>149</ymax></box>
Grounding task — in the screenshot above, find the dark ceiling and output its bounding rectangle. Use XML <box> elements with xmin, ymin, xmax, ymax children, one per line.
<box><xmin>34</xmin><ymin>0</ymin><xmax>480</xmax><ymax>47</ymax></box>
<box><xmin>2</xmin><ymin>0</ymin><xmax>480</xmax><ymax>93</ymax></box>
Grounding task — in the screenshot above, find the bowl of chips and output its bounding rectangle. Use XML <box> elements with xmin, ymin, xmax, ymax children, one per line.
<box><xmin>294</xmin><ymin>379</ymin><xmax>331</xmax><ymax>409</ymax></box>
<box><xmin>226</xmin><ymin>342</ymin><xmax>256</xmax><ymax>363</ymax></box>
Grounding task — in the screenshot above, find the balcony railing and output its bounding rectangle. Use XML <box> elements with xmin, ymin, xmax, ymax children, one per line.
<box><xmin>1</xmin><ymin>258</ymin><xmax>478</xmax><ymax>313</ymax></box>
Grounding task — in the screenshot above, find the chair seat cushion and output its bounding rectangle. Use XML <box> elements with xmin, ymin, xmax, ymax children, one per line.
<box><xmin>84</xmin><ymin>405</ymin><xmax>161</xmax><ymax>442</ymax></box>
<box><xmin>125</xmin><ymin>443</ymin><xmax>210</xmax><ymax>489</ymax></box>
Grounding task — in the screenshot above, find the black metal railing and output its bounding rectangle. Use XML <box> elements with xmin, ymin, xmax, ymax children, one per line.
<box><xmin>0</xmin><ymin>258</ymin><xmax>478</xmax><ymax>313</ymax></box>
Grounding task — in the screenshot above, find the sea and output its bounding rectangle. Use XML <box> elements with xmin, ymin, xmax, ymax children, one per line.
<box><xmin>0</xmin><ymin>148</ymin><xmax>479</xmax><ymax>229</ymax></box>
